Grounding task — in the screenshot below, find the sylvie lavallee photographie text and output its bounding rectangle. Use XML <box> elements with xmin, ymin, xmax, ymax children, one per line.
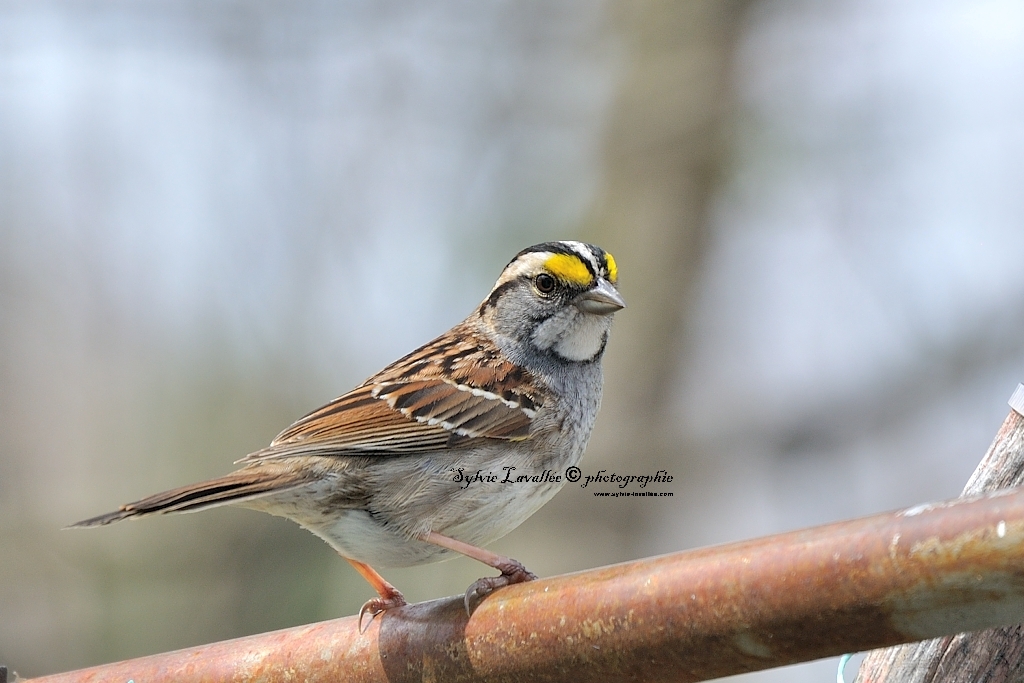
<box><xmin>448</xmin><ymin>466</ymin><xmax>673</xmax><ymax>490</ymax></box>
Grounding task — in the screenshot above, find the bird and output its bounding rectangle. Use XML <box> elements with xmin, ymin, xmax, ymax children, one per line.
<box><xmin>70</xmin><ymin>240</ymin><xmax>624</xmax><ymax>627</ymax></box>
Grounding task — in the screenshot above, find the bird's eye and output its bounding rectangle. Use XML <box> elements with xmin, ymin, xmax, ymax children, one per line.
<box><xmin>535</xmin><ymin>273</ymin><xmax>556</xmax><ymax>294</ymax></box>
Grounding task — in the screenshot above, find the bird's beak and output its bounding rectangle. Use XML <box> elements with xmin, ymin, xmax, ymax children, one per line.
<box><xmin>575</xmin><ymin>279</ymin><xmax>625</xmax><ymax>315</ymax></box>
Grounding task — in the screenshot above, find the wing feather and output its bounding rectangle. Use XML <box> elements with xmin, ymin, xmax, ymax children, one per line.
<box><xmin>239</xmin><ymin>321</ymin><xmax>546</xmax><ymax>463</ymax></box>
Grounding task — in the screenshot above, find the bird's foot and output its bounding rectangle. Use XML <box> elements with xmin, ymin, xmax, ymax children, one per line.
<box><xmin>463</xmin><ymin>558</ymin><xmax>537</xmax><ymax>615</ymax></box>
<box><xmin>358</xmin><ymin>589</ymin><xmax>407</xmax><ymax>633</ymax></box>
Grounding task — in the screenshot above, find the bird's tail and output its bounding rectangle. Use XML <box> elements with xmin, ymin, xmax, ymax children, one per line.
<box><xmin>67</xmin><ymin>467</ymin><xmax>309</xmax><ymax>528</ymax></box>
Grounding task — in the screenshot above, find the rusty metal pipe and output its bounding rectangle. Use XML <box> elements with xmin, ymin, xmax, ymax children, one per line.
<box><xmin>24</xmin><ymin>486</ymin><xmax>1024</xmax><ymax>683</ymax></box>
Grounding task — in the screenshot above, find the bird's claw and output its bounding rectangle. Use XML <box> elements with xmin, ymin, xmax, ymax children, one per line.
<box><xmin>357</xmin><ymin>591</ymin><xmax>407</xmax><ymax>633</ymax></box>
<box><xmin>463</xmin><ymin>559</ymin><xmax>537</xmax><ymax>615</ymax></box>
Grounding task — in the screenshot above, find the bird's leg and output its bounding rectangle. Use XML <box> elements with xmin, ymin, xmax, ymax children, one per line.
<box><xmin>344</xmin><ymin>557</ymin><xmax>406</xmax><ymax>632</ymax></box>
<box><xmin>420</xmin><ymin>531</ymin><xmax>537</xmax><ymax>614</ymax></box>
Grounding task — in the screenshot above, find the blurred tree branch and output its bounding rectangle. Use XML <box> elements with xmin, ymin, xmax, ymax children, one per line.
<box><xmin>752</xmin><ymin>303</ymin><xmax>1024</xmax><ymax>455</ymax></box>
<box><xmin>587</xmin><ymin>1</ymin><xmax>751</xmax><ymax>437</ymax></box>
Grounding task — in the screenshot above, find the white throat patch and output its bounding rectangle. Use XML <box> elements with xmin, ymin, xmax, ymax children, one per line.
<box><xmin>533</xmin><ymin>308</ymin><xmax>609</xmax><ymax>362</ymax></box>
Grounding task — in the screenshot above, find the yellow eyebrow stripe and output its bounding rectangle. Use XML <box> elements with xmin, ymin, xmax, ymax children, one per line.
<box><xmin>544</xmin><ymin>253</ymin><xmax>593</xmax><ymax>286</ymax></box>
<box><xmin>605</xmin><ymin>252</ymin><xmax>618</xmax><ymax>283</ymax></box>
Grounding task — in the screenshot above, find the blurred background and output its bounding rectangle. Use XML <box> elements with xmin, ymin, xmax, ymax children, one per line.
<box><xmin>3</xmin><ymin>1</ymin><xmax>1024</xmax><ymax>680</ymax></box>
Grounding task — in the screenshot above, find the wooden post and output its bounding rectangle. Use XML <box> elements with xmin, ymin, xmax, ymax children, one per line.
<box><xmin>855</xmin><ymin>384</ymin><xmax>1024</xmax><ymax>683</ymax></box>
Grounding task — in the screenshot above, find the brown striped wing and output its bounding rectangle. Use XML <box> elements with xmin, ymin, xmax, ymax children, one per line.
<box><xmin>239</xmin><ymin>322</ymin><xmax>545</xmax><ymax>462</ymax></box>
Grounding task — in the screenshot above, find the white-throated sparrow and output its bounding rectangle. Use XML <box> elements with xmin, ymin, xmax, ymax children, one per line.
<box><xmin>71</xmin><ymin>241</ymin><xmax>624</xmax><ymax>625</ymax></box>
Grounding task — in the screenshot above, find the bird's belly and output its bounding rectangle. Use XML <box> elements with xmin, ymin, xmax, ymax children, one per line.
<box><xmin>304</xmin><ymin>475</ymin><xmax>565</xmax><ymax>568</ymax></box>
<box><xmin>440</xmin><ymin>475</ymin><xmax>563</xmax><ymax>547</ymax></box>
<box><xmin>310</xmin><ymin>509</ymin><xmax>449</xmax><ymax>567</ymax></box>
